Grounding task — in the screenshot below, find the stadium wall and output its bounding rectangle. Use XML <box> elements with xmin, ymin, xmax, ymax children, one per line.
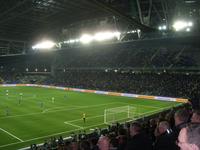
<box><xmin>0</xmin><ymin>84</ymin><xmax>188</xmax><ymax>103</ymax></box>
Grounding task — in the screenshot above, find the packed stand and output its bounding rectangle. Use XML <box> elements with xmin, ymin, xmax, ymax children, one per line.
<box><xmin>53</xmin><ymin>71</ymin><xmax>200</xmax><ymax>108</ymax></box>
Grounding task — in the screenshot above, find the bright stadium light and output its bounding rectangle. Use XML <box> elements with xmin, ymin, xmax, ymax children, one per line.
<box><xmin>64</xmin><ymin>39</ymin><xmax>79</xmax><ymax>44</ymax></box>
<box><xmin>32</xmin><ymin>40</ymin><xmax>56</xmax><ymax>50</ymax></box>
<box><xmin>94</xmin><ymin>31</ymin><xmax>120</xmax><ymax>41</ymax></box>
<box><xmin>173</xmin><ymin>21</ymin><xmax>187</xmax><ymax>31</ymax></box>
<box><xmin>186</xmin><ymin>28</ymin><xmax>191</xmax><ymax>32</ymax></box>
<box><xmin>94</xmin><ymin>32</ymin><xmax>110</xmax><ymax>41</ymax></box>
<box><xmin>80</xmin><ymin>31</ymin><xmax>121</xmax><ymax>44</ymax></box>
<box><xmin>158</xmin><ymin>25</ymin><xmax>167</xmax><ymax>31</ymax></box>
<box><xmin>162</xmin><ymin>25</ymin><xmax>167</xmax><ymax>30</ymax></box>
<box><xmin>80</xmin><ymin>34</ymin><xmax>93</xmax><ymax>44</ymax></box>
<box><xmin>172</xmin><ymin>20</ymin><xmax>193</xmax><ymax>31</ymax></box>
<box><xmin>188</xmin><ymin>22</ymin><xmax>193</xmax><ymax>27</ymax></box>
<box><xmin>113</xmin><ymin>31</ymin><xmax>121</xmax><ymax>40</ymax></box>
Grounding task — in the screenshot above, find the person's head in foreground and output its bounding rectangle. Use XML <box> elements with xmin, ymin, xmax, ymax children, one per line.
<box><xmin>178</xmin><ymin>123</ymin><xmax>200</xmax><ymax>150</ymax></box>
<box><xmin>191</xmin><ymin>109</ymin><xmax>200</xmax><ymax>123</ymax></box>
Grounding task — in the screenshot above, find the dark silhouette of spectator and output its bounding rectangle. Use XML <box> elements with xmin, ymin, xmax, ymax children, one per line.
<box><xmin>148</xmin><ymin>119</ymin><xmax>157</xmax><ymax>142</ymax></box>
<box><xmin>116</xmin><ymin>128</ymin><xmax>127</xmax><ymax>150</ymax></box>
<box><xmin>173</xmin><ymin>109</ymin><xmax>190</xmax><ymax>139</ymax></box>
<box><xmin>125</xmin><ymin>122</ymin><xmax>152</xmax><ymax>150</ymax></box>
<box><xmin>90</xmin><ymin>138</ymin><xmax>99</xmax><ymax>150</ymax></box>
<box><xmin>154</xmin><ymin>121</ymin><xmax>178</xmax><ymax>150</ymax></box>
<box><xmin>80</xmin><ymin>140</ymin><xmax>91</xmax><ymax>150</ymax></box>
<box><xmin>191</xmin><ymin>109</ymin><xmax>200</xmax><ymax>123</ymax></box>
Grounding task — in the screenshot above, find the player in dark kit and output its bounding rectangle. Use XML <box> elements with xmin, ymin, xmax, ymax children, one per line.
<box><xmin>82</xmin><ymin>113</ymin><xmax>86</xmax><ymax>123</ymax></box>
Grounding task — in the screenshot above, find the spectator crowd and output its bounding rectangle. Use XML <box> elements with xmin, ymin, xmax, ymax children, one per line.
<box><xmin>53</xmin><ymin>71</ymin><xmax>200</xmax><ymax>108</ymax></box>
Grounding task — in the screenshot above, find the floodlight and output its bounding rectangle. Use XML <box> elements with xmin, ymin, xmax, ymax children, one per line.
<box><xmin>63</xmin><ymin>41</ymin><xmax>69</xmax><ymax>44</ymax></box>
<box><xmin>173</xmin><ymin>21</ymin><xmax>187</xmax><ymax>31</ymax></box>
<box><xmin>188</xmin><ymin>22</ymin><xmax>193</xmax><ymax>27</ymax></box>
<box><xmin>113</xmin><ymin>31</ymin><xmax>121</xmax><ymax>39</ymax></box>
<box><xmin>80</xmin><ymin>34</ymin><xmax>93</xmax><ymax>44</ymax></box>
<box><xmin>32</xmin><ymin>40</ymin><xmax>55</xmax><ymax>49</ymax></box>
<box><xmin>172</xmin><ymin>20</ymin><xmax>193</xmax><ymax>31</ymax></box>
<box><xmin>94</xmin><ymin>31</ymin><xmax>120</xmax><ymax>41</ymax></box>
<box><xmin>94</xmin><ymin>32</ymin><xmax>109</xmax><ymax>41</ymax></box>
<box><xmin>69</xmin><ymin>39</ymin><xmax>76</xmax><ymax>43</ymax></box>
<box><xmin>102</xmin><ymin>32</ymin><xmax>114</xmax><ymax>40</ymax></box>
<box><xmin>186</xmin><ymin>28</ymin><xmax>191</xmax><ymax>32</ymax></box>
<box><xmin>64</xmin><ymin>39</ymin><xmax>79</xmax><ymax>44</ymax></box>
<box><xmin>162</xmin><ymin>25</ymin><xmax>167</xmax><ymax>30</ymax></box>
<box><xmin>158</xmin><ymin>26</ymin><xmax>162</xmax><ymax>30</ymax></box>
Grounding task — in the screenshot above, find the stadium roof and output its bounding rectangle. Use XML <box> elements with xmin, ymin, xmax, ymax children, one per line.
<box><xmin>0</xmin><ymin>0</ymin><xmax>199</xmax><ymax>55</ymax></box>
<box><xmin>0</xmin><ymin>0</ymin><xmax>152</xmax><ymax>41</ymax></box>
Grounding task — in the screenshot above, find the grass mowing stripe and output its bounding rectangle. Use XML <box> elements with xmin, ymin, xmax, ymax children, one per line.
<box><xmin>0</xmin><ymin>128</ymin><xmax>24</xmax><ymax>142</ymax></box>
<box><xmin>0</xmin><ymin>102</ymin><xmax>119</xmax><ymax>119</ymax></box>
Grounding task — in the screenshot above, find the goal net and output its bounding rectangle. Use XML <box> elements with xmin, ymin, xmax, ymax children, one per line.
<box><xmin>104</xmin><ymin>105</ymin><xmax>136</xmax><ymax>124</ymax></box>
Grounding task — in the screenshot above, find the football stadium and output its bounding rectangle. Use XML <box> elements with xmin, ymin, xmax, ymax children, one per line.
<box><xmin>0</xmin><ymin>0</ymin><xmax>200</xmax><ymax>150</ymax></box>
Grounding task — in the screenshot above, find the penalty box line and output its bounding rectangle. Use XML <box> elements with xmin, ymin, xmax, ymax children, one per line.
<box><xmin>0</xmin><ymin>127</ymin><xmax>24</xmax><ymax>142</ymax></box>
<box><xmin>64</xmin><ymin>122</ymin><xmax>83</xmax><ymax>129</ymax></box>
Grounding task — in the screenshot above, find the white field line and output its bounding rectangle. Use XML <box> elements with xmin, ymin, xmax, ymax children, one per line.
<box><xmin>64</xmin><ymin>122</ymin><xmax>83</xmax><ymax>129</ymax></box>
<box><xmin>42</xmin><ymin>105</ymin><xmax>85</xmax><ymax>113</ymax></box>
<box><xmin>67</xmin><ymin>114</ymin><xmax>104</xmax><ymax>123</ymax></box>
<box><xmin>0</xmin><ymin>128</ymin><xmax>24</xmax><ymax>142</ymax></box>
<box><xmin>0</xmin><ymin>102</ymin><xmax>119</xmax><ymax>119</ymax></box>
<box><xmin>136</xmin><ymin>105</ymin><xmax>174</xmax><ymax>117</ymax></box>
<box><xmin>0</xmin><ymin>105</ymin><xmax>173</xmax><ymax>148</ymax></box>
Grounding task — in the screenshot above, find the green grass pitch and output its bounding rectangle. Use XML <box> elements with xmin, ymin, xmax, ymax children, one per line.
<box><xmin>0</xmin><ymin>86</ymin><xmax>182</xmax><ymax>150</ymax></box>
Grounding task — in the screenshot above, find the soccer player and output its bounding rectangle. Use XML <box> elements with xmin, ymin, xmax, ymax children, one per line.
<box><xmin>64</xmin><ymin>94</ymin><xmax>67</xmax><ymax>100</ymax></box>
<box><xmin>6</xmin><ymin>92</ymin><xmax>9</xmax><ymax>100</ymax></box>
<box><xmin>52</xmin><ymin>97</ymin><xmax>55</xmax><ymax>103</ymax></box>
<box><xmin>19</xmin><ymin>93</ymin><xmax>23</xmax><ymax>104</ymax></box>
<box><xmin>20</xmin><ymin>93</ymin><xmax>23</xmax><ymax>97</ymax></box>
<box><xmin>82</xmin><ymin>113</ymin><xmax>86</xmax><ymax>123</ymax></box>
<box><xmin>5</xmin><ymin>106</ymin><xmax>9</xmax><ymax>116</ymax></box>
<box><xmin>40</xmin><ymin>101</ymin><xmax>44</xmax><ymax>108</ymax></box>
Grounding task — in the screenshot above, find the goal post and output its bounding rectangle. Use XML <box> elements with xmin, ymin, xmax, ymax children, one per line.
<box><xmin>104</xmin><ymin>105</ymin><xmax>136</xmax><ymax>124</ymax></box>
